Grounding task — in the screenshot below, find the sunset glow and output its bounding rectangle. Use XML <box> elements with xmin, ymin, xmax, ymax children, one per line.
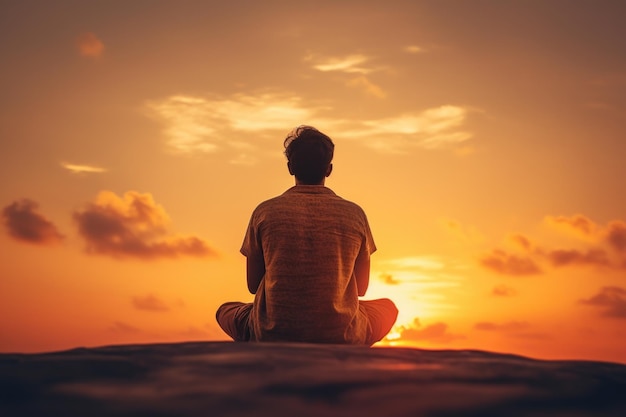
<box><xmin>1</xmin><ymin>1</ymin><xmax>625</xmax><ymax>363</ymax></box>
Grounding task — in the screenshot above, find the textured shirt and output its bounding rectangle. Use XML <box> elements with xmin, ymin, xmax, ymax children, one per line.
<box><xmin>240</xmin><ymin>185</ymin><xmax>376</xmax><ymax>343</ymax></box>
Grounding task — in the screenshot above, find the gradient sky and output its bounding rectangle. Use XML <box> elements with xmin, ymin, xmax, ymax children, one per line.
<box><xmin>1</xmin><ymin>0</ymin><xmax>625</xmax><ymax>363</ymax></box>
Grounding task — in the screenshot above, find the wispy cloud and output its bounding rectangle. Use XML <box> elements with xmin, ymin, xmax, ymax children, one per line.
<box><xmin>346</xmin><ymin>75</ymin><xmax>387</xmax><ymax>98</ymax></box>
<box><xmin>382</xmin><ymin>256</ymin><xmax>445</xmax><ymax>271</ymax></box>
<box><xmin>147</xmin><ymin>92</ymin><xmax>474</xmax><ymax>156</ymax></box>
<box><xmin>306</xmin><ymin>53</ymin><xmax>388</xmax><ymax>99</ymax></box>
<box><xmin>76</xmin><ymin>32</ymin><xmax>104</xmax><ymax>59</ymax></box>
<box><xmin>73</xmin><ymin>190</ymin><xmax>216</xmax><ymax>260</ymax></box>
<box><xmin>579</xmin><ymin>286</ymin><xmax>626</xmax><ymax>319</ymax></box>
<box><xmin>146</xmin><ymin>93</ymin><xmax>321</xmax><ymax>155</ymax></box>
<box><xmin>338</xmin><ymin>106</ymin><xmax>474</xmax><ymax>152</ymax></box>
<box><xmin>544</xmin><ymin>214</ymin><xmax>598</xmax><ymax>239</ymax></box>
<box><xmin>61</xmin><ymin>162</ymin><xmax>107</xmax><ymax>174</ymax></box>
<box><xmin>441</xmin><ymin>218</ymin><xmax>485</xmax><ymax>244</ymax></box>
<box><xmin>492</xmin><ymin>284</ymin><xmax>517</xmax><ymax>297</ymax></box>
<box><xmin>307</xmin><ymin>54</ymin><xmax>375</xmax><ymax>74</ymax></box>
<box><xmin>474</xmin><ymin>321</ymin><xmax>530</xmax><ymax>332</ymax></box>
<box><xmin>404</xmin><ymin>45</ymin><xmax>425</xmax><ymax>54</ymax></box>
<box><xmin>2</xmin><ymin>199</ymin><xmax>64</xmax><ymax>245</ymax></box>
<box><xmin>132</xmin><ymin>294</ymin><xmax>171</xmax><ymax>312</ymax></box>
<box><xmin>108</xmin><ymin>321</ymin><xmax>140</xmax><ymax>334</ymax></box>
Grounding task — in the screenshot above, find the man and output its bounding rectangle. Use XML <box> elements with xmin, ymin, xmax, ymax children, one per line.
<box><xmin>216</xmin><ymin>126</ymin><xmax>398</xmax><ymax>345</ymax></box>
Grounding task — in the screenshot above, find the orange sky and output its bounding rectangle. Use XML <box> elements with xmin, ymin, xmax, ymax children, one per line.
<box><xmin>1</xmin><ymin>0</ymin><xmax>625</xmax><ymax>363</ymax></box>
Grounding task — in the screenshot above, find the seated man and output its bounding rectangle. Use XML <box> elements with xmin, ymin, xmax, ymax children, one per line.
<box><xmin>216</xmin><ymin>126</ymin><xmax>398</xmax><ymax>345</ymax></box>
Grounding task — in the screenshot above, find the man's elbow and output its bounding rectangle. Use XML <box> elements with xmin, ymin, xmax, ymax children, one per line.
<box><xmin>357</xmin><ymin>282</ymin><xmax>368</xmax><ymax>297</ymax></box>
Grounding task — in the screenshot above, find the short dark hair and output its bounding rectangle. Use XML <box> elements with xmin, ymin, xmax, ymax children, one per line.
<box><xmin>284</xmin><ymin>126</ymin><xmax>334</xmax><ymax>184</ymax></box>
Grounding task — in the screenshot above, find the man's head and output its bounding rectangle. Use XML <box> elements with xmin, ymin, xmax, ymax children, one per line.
<box><xmin>284</xmin><ymin>126</ymin><xmax>334</xmax><ymax>185</ymax></box>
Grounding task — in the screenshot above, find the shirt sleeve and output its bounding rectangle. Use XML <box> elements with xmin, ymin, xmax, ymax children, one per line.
<box><xmin>362</xmin><ymin>210</ymin><xmax>377</xmax><ymax>255</ymax></box>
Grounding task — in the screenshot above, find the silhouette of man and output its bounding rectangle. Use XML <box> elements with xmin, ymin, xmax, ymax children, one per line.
<box><xmin>216</xmin><ymin>126</ymin><xmax>398</xmax><ymax>345</ymax></box>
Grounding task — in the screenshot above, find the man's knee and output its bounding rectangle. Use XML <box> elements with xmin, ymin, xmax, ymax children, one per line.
<box><xmin>215</xmin><ymin>302</ymin><xmax>253</xmax><ymax>342</ymax></box>
<box><xmin>376</xmin><ymin>298</ymin><xmax>399</xmax><ymax>324</ymax></box>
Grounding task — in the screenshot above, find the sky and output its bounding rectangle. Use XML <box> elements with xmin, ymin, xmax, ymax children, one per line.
<box><xmin>1</xmin><ymin>0</ymin><xmax>625</xmax><ymax>363</ymax></box>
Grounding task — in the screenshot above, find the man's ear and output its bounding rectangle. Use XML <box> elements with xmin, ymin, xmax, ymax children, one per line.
<box><xmin>287</xmin><ymin>162</ymin><xmax>294</xmax><ymax>176</ymax></box>
<box><xmin>326</xmin><ymin>163</ymin><xmax>333</xmax><ymax>177</ymax></box>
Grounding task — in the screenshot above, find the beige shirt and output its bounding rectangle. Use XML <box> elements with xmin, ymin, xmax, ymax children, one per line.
<box><xmin>241</xmin><ymin>185</ymin><xmax>376</xmax><ymax>343</ymax></box>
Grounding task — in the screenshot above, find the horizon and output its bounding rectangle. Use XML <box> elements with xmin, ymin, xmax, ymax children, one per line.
<box><xmin>1</xmin><ymin>0</ymin><xmax>625</xmax><ymax>364</ymax></box>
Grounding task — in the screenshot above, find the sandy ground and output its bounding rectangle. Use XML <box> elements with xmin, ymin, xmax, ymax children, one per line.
<box><xmin>1</xmin><ymin>341</ymin><xmax>625</xmax><ymax>416</ymax></box>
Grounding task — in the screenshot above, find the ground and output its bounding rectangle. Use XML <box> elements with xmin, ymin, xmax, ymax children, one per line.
<box><xmin>1</xmin><ymin>342</ymin><xmax>625</xmax><ymax>416</ymax></box>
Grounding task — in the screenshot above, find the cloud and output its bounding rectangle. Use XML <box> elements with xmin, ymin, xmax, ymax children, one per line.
<box><xmin>606</xmin><ymin>221</ymin><xmax>626</xmax><ymax>253</ymax></box>
<box><xmin>73</xmin><ymin>190</ymin><xmax>216</xmax><ymax>259</ymax></box>
<box><xmin>346</xmin><ymin>75</ymin><xmax>387</xmax><ymax>98</ymax></box>
<box><xmin>480</xmin><ymin>249</ymin><xmax>542</xmax><ymax>276</ymax></box>
<box><xmin>132</xmin><ymin>294</ymin><xmax>170</xmax><ymax>312</ymax></box>
<box><xmin>544</xmin><ymin>214</ymin><xmax>598</xmax><ymax>239</ymax></box>
<box><xmin>108</xmin><ymin>321</ymin><xmax>140</xmax><ymax>334</ymax></box>
<box><xmin>481</xmin><ymin>215</ymin><xmax>626</xmax><ymax>275</ymax></box>
<box><xmin>492</xmin><ymin>285</ymin><xmax>517</xmax><ymax>297</ymax></box>
<box><xmin>395</xmin><ymin>318</ymin><xmax>465</xmax><ymax>343</ymax></box>
<box><xmin>441</xmin><ymin>218</ymin><xmax>485</xmax><ymax>243</ymax></box>
<box><xmin>76</xmin><ymin>32</ymin><xmax>104</xmax><ymax>58</ymax></box>
<box><xmin>508</xmin><ymin>234</ymin><xmax>534</xmax><ymax>251</ymax></box>
<box><xmin>404</xmin><ymin>45</ymin><xmax>425</xmax><ymax>54</ymax></box>
<box><xmin>146</xmin><ymin>93</ymin><xmax>320</xmax><ymax>155</ymax></box>
<box><xmin>579</xmin><ymin>287</ymin><xmax>626</xmax><ymax>319</ymax></box>
<box><xmin>474</xmin><ymin>321</ymin><xmax>530</xmax><ymax>332</ymax></box>
<box><xmin>147</xmin><ymin>92</ymin><xmax>474</xmax><ymax>155</ymax></box>
<box><xmin>474</xmin><ymin>321</ymin><xmax>548</xmax><ymax>339</ymax></box>
<box><xmin>545</xmin><ymin>216</ymin><xmax>626</xmax><ymax>254</ymax></box>
<box><xmin>61</xmin><ymin>162</ymin><xmax>107</xmax><ymax>174</ymax></box>
<box><xmin>340</xmin><ymin>106</ymin><xmax>473</xmax><ymax>151</ymax></box>
<box><xmin>2</xmin><ymin>199</ymin><xmax>64</xmax><ymax>245</ymax></box>
<box><xmin>543</xmin><ymin>248</ymin><xmax>611</xmax><ymax>268</ymax></box>
<box><xmin>382</xmin><ymin>256</ymin><xmax>445</xmax><ymax>271</ymax></box>
<box><xmin>177</xmin><ymin>326</ymin><xmax>211</xmax><ymax>338</ymax></box>
<box><xmin>307</xmin><ymin>54</ymin><xmax>375</xmax><ymax>74</ymax></box>
<box><xmin>379</xmin><ymin>273</ymin><xmax>401</xmax><ymax>285</ymax></box>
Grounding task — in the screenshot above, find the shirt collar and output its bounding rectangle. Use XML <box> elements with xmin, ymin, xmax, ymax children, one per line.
<box><xmin>284</xmin><ymin>185</ymin><xmax>336</xmax><ymax>195</ymax></box>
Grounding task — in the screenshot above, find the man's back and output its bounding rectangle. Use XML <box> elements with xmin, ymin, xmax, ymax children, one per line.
<box><xmin>241</xmin><ymin>185</ymin><xmax>376</xmax><ymax>343</ymax></box>
<box><xmin>216</xmin><ymin>125</ymin><xmax>397</xmax><ymax>345</ymax></box>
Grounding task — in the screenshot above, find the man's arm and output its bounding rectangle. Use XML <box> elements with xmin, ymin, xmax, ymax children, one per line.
<box><xmin>354</xmin><ymin>250</ymin><xmax>370</xmax><ymax>297</ymax></box>
<box><xmin>246</xmin><ymin>254</ymin><xmax>265</xmax><ymax>294</ymax></box>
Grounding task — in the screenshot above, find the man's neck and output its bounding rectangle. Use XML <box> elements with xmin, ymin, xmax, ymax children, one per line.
<box><xmin>295</xmin><ymin>179</ymin><xmax>325</xmax><ymax>186</ymax></box>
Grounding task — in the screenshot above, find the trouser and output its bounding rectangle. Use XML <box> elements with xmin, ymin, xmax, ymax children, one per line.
<box><xmin>215</xmin><ymin>298</ymin><xmax>398</xmax><ymax>346</ymax></box>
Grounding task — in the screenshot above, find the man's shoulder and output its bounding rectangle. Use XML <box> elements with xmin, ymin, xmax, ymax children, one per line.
<box><xmin>252</xmin><ymin>187</ymin><xmax>367</xmax><ymax>216</ymax></box>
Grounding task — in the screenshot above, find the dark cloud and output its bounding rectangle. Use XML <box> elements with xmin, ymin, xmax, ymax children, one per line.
<box><xmin>606</xmin><ymin>221</ymin><xmax>626</xmax><ymax>253</ymax></box>
<box><xmin>73</xmin><ymin>191</ymin><xmax>216</xmax><ymax>259</ymax></box>
<box><xmin>132</xmin><ymin>294</ymin><xmax>170</xmax><ymax>312</ymax></box>
<box><xmin>492</xmin><ymin>285</ymin><xmax>517</xmax><ymax>297</ymax></box>
<box><xmin>396</xmin><ymin>319</ymin><xmax>465</xmax><ymax>343</ymax></box>
<box><xmin>480</xmin><ymin>250</ymin><xmax>542</xmax><ymax>276</ymax></box>
<box><xmin>177</xmin><ymin>326</ymin><xmax>211</xmax><ymax>338</ymax></box>
<box><xmin>2</xmin><ymin>199</ymin><xmax>64</xmax><ymax>245</ymax></box>
<box><xmin>481</xmin><ymin>215</ymin><xmax>626</xmax><ymax>275</ymax></box>
<box><xmin>474</xmin><ymin>321</ymin><xmax>529</xmax><ymax>332</ymax></box>
<box><xmin>474</xmin><ymin>321</ymin><xmax>549</xmax><ymax>339</ymax></box>
<box><xmin>509</xmin><ymin>234</ymin><xmax>533</xmax><ymax>251</ymax></box>
<box><xmin>543</xmin><ymin>248</ymin><xmax>611</xmax><ymax>268</ymax></box>
<box><xmin>579</xmin><ymin>286</ymin><xmax>626</xmax><ymax>319</ymax></box>
<box><xmin>77</xmin><ymin>32</ymin><xmax>104</xmax><ymax>58</ymax></box>
<box><xmin>108</xmin><ymin>321</ymin><xmax>141</xmax><ymax>334</ymax></box>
